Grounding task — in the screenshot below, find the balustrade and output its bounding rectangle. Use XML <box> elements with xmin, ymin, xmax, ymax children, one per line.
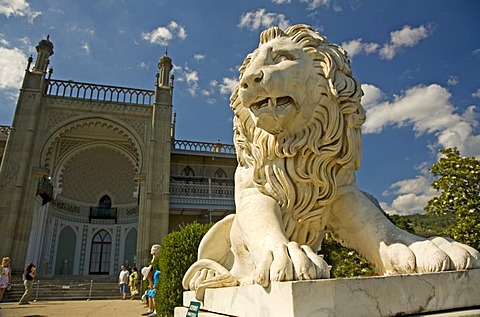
<box><xmin>89</xmin><ymin>207</ymin><xmax>118</xmax><ymax>223</ymax></box>
<box><xmin>169</xmin><ymin>182</ymin><xmax>234</xmax><ymax>198</ymax></box>
<box><xmin>173</xmin><ymin>139</ymin><xmax>236</xmax><ymax>154</ymax></box>
<box><xmin>46</xmin><ymin>79</ymin><xmax>154</xmax><ymax>105</ymax></box>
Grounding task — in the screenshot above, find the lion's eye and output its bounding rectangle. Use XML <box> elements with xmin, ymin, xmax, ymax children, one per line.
<box><xmin>273</xmin><ymin>52</ymin><xmax>294</xmax><ymax>63</ymax></box>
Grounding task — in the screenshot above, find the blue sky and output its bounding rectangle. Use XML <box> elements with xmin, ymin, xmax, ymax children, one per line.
<box><xmin>0</xmin><ymin>0</ymin><xmax>479</xmax><ymax>215</ymax></box>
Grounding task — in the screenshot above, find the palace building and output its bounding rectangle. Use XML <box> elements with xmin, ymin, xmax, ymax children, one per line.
<box><xmin>0</xmin><ymin>37</ymin><xmax>236</xmax><ymax>275</ymax></box>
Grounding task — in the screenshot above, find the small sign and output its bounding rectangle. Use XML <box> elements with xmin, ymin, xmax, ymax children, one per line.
<box><xmin>186</xmin><ymin>301</ymin><xmax>201</xmax><ymax>317</ymax></box>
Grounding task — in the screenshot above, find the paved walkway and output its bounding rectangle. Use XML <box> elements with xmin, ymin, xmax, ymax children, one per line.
<box><xmin>0</xmin><ymin>299</ymin><xmax>152</xmax><ymax>317</ymax></box>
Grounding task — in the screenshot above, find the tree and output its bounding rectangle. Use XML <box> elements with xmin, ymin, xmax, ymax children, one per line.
<box><xmin>425</xmin><ymin>148</ymin><xmax>480</xmax><ymax>249</ymax></box>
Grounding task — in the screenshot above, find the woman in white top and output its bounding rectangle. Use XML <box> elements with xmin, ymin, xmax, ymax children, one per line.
<box><xmin>0</xmin><ymin>257</ymin><xmax>12</xmax><ymax>303</ymax></box>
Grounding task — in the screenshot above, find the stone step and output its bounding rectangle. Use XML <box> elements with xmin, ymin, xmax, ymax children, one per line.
<box><xmin>2</xmin><ymin>275</ymin><xmax>138</xmax><ymax>302</ymax></box>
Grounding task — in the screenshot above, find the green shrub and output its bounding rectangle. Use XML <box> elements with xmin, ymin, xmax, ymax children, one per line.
<box><xmin>321</xmin><ymin>234</ymin><xmax>376</xmax><ymax>278</ymax></box>
<box><xmin>155</xmin><ymin>222</ymin><xmax>213</xmax><ymax>317</ymax></box>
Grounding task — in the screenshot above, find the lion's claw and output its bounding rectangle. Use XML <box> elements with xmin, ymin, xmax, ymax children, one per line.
<box><xmin>383</xmin><ymin>237</ymin><xmax>480</xmax><ymax>275</ymax></box>
<box><xmin>257</xmin><ymin>242</ymin><xmax>330</xmax><ymax>286</ymax></box>
<box><xmin>270</xmin><ymin>243</ymin><xmax>293</xmax><ymax>282</ymax></box>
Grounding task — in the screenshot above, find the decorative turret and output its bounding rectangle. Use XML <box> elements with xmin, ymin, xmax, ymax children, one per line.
<box><xmin>32</xmin><ymin>35</ymin><xmax>54</xmax><ymax>74</ymax></box>
<box><xmin>157</xmin><ymin>50</ymin><xmax>172</xmax><ymax>87</ymax></box>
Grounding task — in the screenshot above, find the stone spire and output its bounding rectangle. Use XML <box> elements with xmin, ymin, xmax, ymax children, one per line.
<box><xmin>157</xmin><ymin>49</ymin><xmax>172</xmax><ymax>87</ymax></box>
<box><xmin>32</xmin><ymin>35</ymin><xmax>54</xmax><ymax>74</ymax></box>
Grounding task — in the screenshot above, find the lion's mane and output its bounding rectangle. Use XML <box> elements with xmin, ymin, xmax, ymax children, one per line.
<box><xmin>231</xmin><ymin>24</ymin><xmax>366</xmax><ymax>246</ymax></box>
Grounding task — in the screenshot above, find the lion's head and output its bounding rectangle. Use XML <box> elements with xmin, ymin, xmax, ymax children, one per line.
<box><xmin>230</xmin><ymin>24</ymin><xmax>366</xmax><ymax>245</ymax></box>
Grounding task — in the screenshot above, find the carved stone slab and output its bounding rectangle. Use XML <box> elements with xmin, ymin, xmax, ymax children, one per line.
<box><xmin>177</xmin><ymin>269</ymin><xmax>480</xmax><ymax>317</ymax></box>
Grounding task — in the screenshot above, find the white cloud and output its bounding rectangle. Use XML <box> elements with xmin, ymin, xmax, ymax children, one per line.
<box><xmin>363</xmin><ymin>84</ymin><xmax>453</xmax><ymax>134</ymax></box>
<box><xmin>380</xmin><ymin>167</ymin><xmax>438</xmax><ymax>215</ymax></box>
<box><xmin>219</xmin><ymin>77</ymin><xmax>238</xmax><ymax>95</ymax></box>
<box><xmin>142</xmin><ymin>21</ymin><xmax>187</xmax><ymax>46</ymax></box>
<box><xmin>238</xmin><ymin>9</ymin><xmax>290</xmax><ymax>31</ymax></box>
<box><xmin>67</xmin><ymin>25</ymin><xmax>95</xmax><ymax>36</ymax></box>
<box><xmin>81</xmin><ymin>41</ymin><xmax>91</xmax><ymax>55</ymax></box>
<box><xmin>344</xmin><ymin>25</ymin><xmax>431</xmax><ymax>60</ymax></box>
<box><xmin>380</xmin><ymin>25</ymin><xmax>431</xmax><ymax>60</ymax></box>
<box><xmin>363</xmin><ymin>83</ymin><xmax>480</xmax><ymax>158</ymax></box>
<box><xmin>447</xmin><ymin>75</ymin><xmax>459</xmax><ymax>86</ymax></box>
<box><xmin>174</xmin><ymin>64</ymin><xmax>199</xmax><ymax>96</ymax></box>
<box><xmin>0</xmin><ymin>0</ymin><xmax>41</xmax><ymax>22</ymax></box>
<box><xmin>169</xmin><ymin>21</ymin><xmax>187</xmax><ymax>40</ymax></box>
<box><xmin>193</xmin><ymin>54</ymin><xmax>205</xmax><ymax>61</ymax></box>
<box><xmin>332</xmin><ymin>3</ymin><xmax>342</xmax><ymax>12</ymax></box>
<box><xmin>0</xmin><ymin>34</ymin><xmax>9</xmax><ymax>46</ymax></box>
<box><xmin>185</xmin><ymin>70</ymin><xmax>199</xmax><ymax>96</ymax></box>
<box><xmin>299</xmin><ymin>0</ymin><xmax>330</xmax><ymax>10</ymax></box>
<box><xmin>0</xmin><ymin>45</ymin><xmax>27</xmax><ymax>90</ymax></box>
<box><xmin>342</xmin><ymin>39</ymin><xmax>379</xmax><ymax>58</ymax></box>
<box><xmin>472</xmin><ymin>88</ymin><xmax>480</xmax><ymax>99</ymax></box>
<box><xmin>271</xmin><ymin>0</ymin><xmax>291</xmax><ymax>3</ymax></box>
<box><xmin>361</xmin><ymin>84</ymin><xmax>384</xmax><ymax>110</ymax></box>
<box><xmin>138</xmin><ymin>61</ymin><xmax>149</xmax><ymax>70</ymax></box>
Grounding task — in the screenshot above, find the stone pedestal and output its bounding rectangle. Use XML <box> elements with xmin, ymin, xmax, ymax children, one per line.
<box><xmin>175</xmin><ymin>269</ymin><xmax>480</xmax><ymax>317</ymax></box>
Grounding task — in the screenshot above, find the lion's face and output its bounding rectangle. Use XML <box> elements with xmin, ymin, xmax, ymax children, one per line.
<box><xmin>238</xmin><ymin>37</ymin><xmax>321</xmax><ymax>135</ymax></box>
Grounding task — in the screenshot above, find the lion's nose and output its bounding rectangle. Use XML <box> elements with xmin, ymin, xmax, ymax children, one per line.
<box><xmin>241</xmin><ymin>69</ymin><xmax>264</xmax><ymax>89</ymax></box>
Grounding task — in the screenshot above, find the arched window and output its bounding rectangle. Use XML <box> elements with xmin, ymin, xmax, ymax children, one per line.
<box><xmin>99</xmin><ymin>195</ymin><xmax>112</xmax><ymax>208</ymax></box>
<box><xmin>89</xmin><ymin>230</ymin><xmax>112</xmax><ymax>274</ymax></box>
<box><xmin>214</xmin><ymin>168</ymin><xmax>227</xmax><ymax>179</ymax></box>
<box><xmin>181</xmin><ymin>166</ymin><xmax>195</xmax><ymax>185</ymax></box>
<box><xmin>181</xmin><ymin>166</ymin><xmax>195</xmax><ymax>177</ymax></box>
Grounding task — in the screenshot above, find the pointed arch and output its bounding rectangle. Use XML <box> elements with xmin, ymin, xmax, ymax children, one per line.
<box><xmin>55</xmin><ymin>226</ymin><xmax>76</xmax><ymax>275</ymax></box>
<box><xmin>214</xmin><ymin>168</ymin><xmax>227</xmax><ymax>179</ymax></box>
<box><xmin>39</xmin><ymin>117</ymin><xmax>144</xmax><ymax>178</ymax></box>
<box><xmin>181</xmin><ymin>166</ymin><xmax>195</xmax><ymax>177</ymax></box>
<box><xmin>124</xmin><ymin>228</ymin><xmax>137</xmax><ymax>267</ymax></box>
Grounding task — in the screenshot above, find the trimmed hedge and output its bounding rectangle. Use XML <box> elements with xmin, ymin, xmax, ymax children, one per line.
<box><xmin>154</xmin><ymin>222</ymin><xmax>213</xmax><ymax>317</ymax></box>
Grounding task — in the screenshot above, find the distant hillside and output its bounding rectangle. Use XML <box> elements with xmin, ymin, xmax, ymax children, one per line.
<box><xmin>388</xmin><ymin>213</ymin><xmax>451</xmax><ymax>238</ymax></box>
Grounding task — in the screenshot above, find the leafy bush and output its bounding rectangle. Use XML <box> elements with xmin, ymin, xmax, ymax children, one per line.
<box><xmin>321</xmin><ymin>234</ymin><xmax>376</xmax><ymax>278</ymax></box>
<box><xmin>155</xmin><ymin>222</ymin><xmax>213</xmax><ymax>317</ymax></box>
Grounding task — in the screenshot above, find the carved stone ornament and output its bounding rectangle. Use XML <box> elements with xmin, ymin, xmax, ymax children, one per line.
<box><xmin>182</xmin><ymin>24</ymin><xmax>480</xmax><ymax>300</ymax></box>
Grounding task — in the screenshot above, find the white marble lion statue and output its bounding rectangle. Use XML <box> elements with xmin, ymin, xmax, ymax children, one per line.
<box><xmin>183</xmin><ymin>24</ymin><xmax>480</xmax><ymax>300</ymax></box>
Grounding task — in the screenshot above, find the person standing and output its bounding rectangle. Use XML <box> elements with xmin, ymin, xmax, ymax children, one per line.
<box><xmin>19</xmin><ymin>262</ymin><xmax>36</xmax><ymax>305</ymax></box>
<box><xmin>0</xmin><ymin>257</ymin><xmax>12</xmax><ymax>304</ymax></box>
<box><xmin>118</xmin><ymin>265</ymin><xmax>129</xmax><ymax>300</ymax></box>
<box><xmin>141</xmin><ymin>265</ymin><xmax>161</xmax><ymax>317</ymax></box>
<box><xmin>129</xmin><ymin>266</ymin><xmax>139</xmax><ymax>300</ymax></box>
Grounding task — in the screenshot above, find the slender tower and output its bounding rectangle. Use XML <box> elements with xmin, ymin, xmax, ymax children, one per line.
<box><xmin>0</xmin><ymin>37</ymin><xmax>54</xmax><ymax>272</ymax></box>
<box><xmin>136</xmin><ymin>52</ymin><xmax>174</xmax><ymax>265</ymax></box>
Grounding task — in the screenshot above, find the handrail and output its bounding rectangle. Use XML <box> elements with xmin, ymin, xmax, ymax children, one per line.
<box><xmin>45</xmin><ymin>79</ymin><xmax>154</xmax><ymax>105</ymax></box>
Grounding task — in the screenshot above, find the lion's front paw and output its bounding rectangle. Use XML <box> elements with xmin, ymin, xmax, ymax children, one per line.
<box><xmin>382</xmin><ymin>237</ymin><xmax>480</xmax><ymax>274</ymax></box>
<box><xmin>254</xmin><ymin>242</ymin><xmax>331</xmax><ymax>287</ymax></box>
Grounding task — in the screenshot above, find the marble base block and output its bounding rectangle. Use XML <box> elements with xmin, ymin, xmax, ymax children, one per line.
<box><xmin>175</xmin><ymin>269</ymin><xmax>480</xmax><ymax>317</ymax></box>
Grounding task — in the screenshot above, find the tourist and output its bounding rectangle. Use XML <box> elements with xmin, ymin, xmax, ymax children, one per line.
<box><xmin>118</xmin><ymin>264</ymin><xmax>129</xmax><ymax>300</ymax></box>
<box><xmin>141</xmin><ymin>265</ymin><xmax>160</xmax><ymax>316</ymax></box>
<box><xmin>19</xmin><ymin>262</ymin><xmax>36</xmax><ymax>305</ymax></box>
<box><xmin>129</xmin><ymin>266</ymin><xmax>139</xmax><ymax>300</ymax></box>
<box><xmin>0</xmin><ymin>257</ymin><xmax>12</xmax><ymax>304</ymax></box>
